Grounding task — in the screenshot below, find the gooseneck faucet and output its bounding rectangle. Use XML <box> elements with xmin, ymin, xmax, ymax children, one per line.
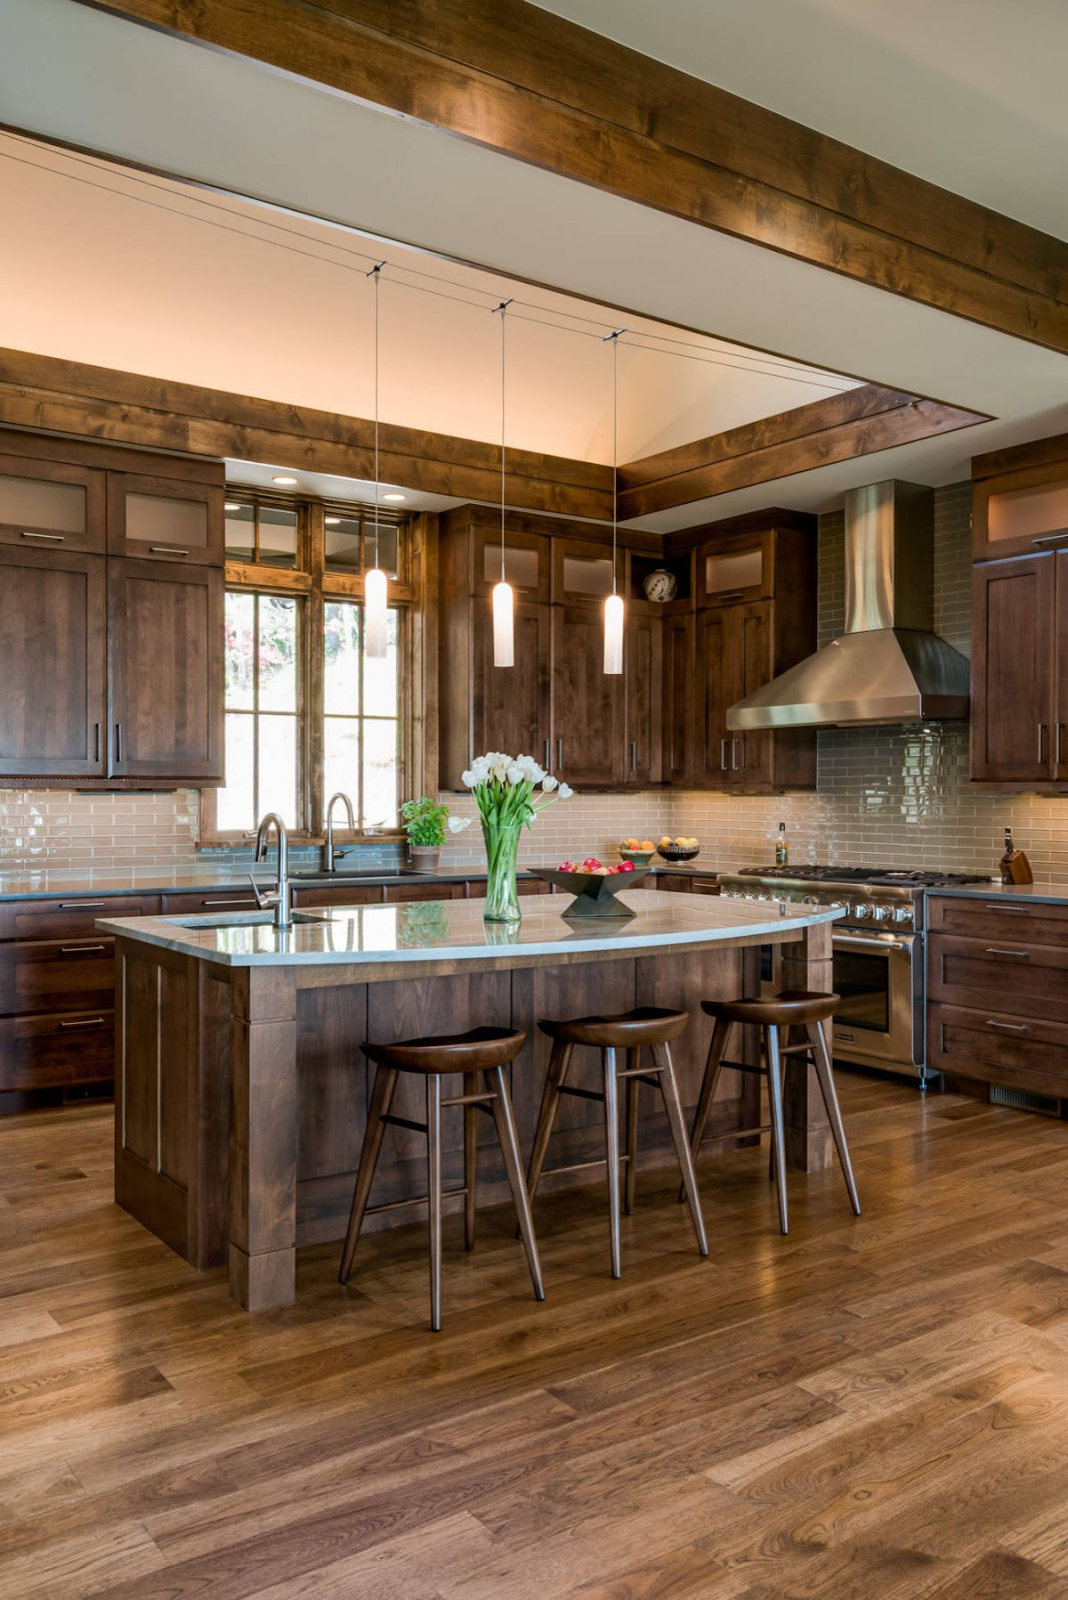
<box><xmin>323</xmin><ymin>792</ymin><xmax>356</xmax><ymax>873</ymax></box>
<box><xmin>249</xmin><ymin>813</ymin><xmax>292</xmax><ymax>929</ymax></box>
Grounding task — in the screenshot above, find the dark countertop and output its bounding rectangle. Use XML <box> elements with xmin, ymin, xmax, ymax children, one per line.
<box><xmin>925</xmin><ymin>880</ymin><xmax>1068</xmax><ymax>907</ymax></box>
<box><xmin>0</xmin><ymin>860</ymin><xmax>718</xmax><ymax>902</ymax></box>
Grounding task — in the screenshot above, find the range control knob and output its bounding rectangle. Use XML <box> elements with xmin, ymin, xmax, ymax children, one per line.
<box><xmin>893</xmin><ymin>906</ymin><xmax>913</xmax><ymax>925</ymax></box>
<box><xmin>870</xmin><ymin>905</ymin><xmax>890</xmax><ymax>923</ymax></box>
<box><xmin>853</xmin><ymin>903</ymin><xmax>871</xmax><ymax>919</ymax></box>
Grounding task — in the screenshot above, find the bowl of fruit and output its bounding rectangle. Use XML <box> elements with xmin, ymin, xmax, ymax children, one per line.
<box><xmin>528</xmin><ymin>856</ymin><xmax>651</xmax><ymax>918</ymax></box>
<box><xmin>619</xmin><ymin>836</ymin><xmax>656</xmax><ymax>865</ymax></box>
<box><xmin>656</xmin><ymin>835</ymin><xmax>700</xmax><ymax>863</ymax></box>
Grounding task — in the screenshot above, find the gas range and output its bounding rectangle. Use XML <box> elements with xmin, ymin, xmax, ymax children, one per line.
<box><xmin>718</xmin><ymin>864</ymin><xmax>993</xmax><ymax>933</ymax></box>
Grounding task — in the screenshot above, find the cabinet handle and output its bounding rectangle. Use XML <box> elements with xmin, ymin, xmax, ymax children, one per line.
<box><xmin>983</xmin><ymin>947</ymin><xmax>1030</xmax><ymax>958</ymax></box>
<box><xmin>93</xmin><ymin>723</ymin><xmax>100</xmax><ymax>763</ymax></box>
<box><xmin>714</xmin><ymin>590</ymin><xmax>744</xmax><ymax>602</ymax></box>
<box><xmin>557</xmin><ymin>738</ymin><xmax>563</xmax><ymax>769</ymax></box>
<box><xmin>731</xmin><ymin>738</ymin><xmax>739</xmax><ymax>770</ymax></box>
<box><xmin>984</xmin><ymin>903</ymin><xmax>1025</xmax><ymax>912</ymax></box>
<box><xmin>60</xmin><ymin>944</ymin><xmax>107</xmax><ymax>954</ymax></box>
<box><xmin>150</xmin><ymin>546</ymin><xmax>188</xmax><ymax>556</ymax></box>
<box><xmin>544</xmin><ymin>737</ymin><xmax>551</xmax><ymax>773</ymax></box>
<box><xmin>115</xmin><ymin>722</ymin><xmax>122</xmax><ymax>763</ymax></box>
<box><xmin>1038</xmin><ymin>723</ymin><xmax>1046</xmax><ymax>763</ymax></box>
<box><xmin>1033</xmin><ymin>534</ymin><xmax>1068</xmax><ymax>547</ymax></box>
<box><xmin>985</xmin><ymin>1018</ymin><xmax>1029</xmax><ymax>1033</ymax></box>
<box><xmin>59</xmin><ymin>901</ymin><xmax>105</xmax><ymax>909</ymax></box>
<box><xmin>1059</xmin><ymin>723</ymin><xmax>1065</xmax><ymax>767</ymax></box>
<box><xmin>20</xmin><ymin>530</ymin><xmax>64</xmax><ymax>542</ymax></box>
<box><xmin>720</xmin><ymin>738</ymin><xmax>727</xmax><ymax>772</ymax></box>
<box><xmin>197</xmin><ymin>897</ymin><xmax>257</xmax><ymax>908</ymax></box>
<box><xmin>630</xmin><ymin>740</ymin><xmax>637</xmax><ymax>772</ymax></box>
<box><xmin>58</xmin><ymin>1017</ymin><xmax>106</xmax><ymax>1030</ymax></box>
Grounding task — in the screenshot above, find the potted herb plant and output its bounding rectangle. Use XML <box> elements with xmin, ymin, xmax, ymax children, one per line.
<box><xmin>401</xmin><ymin>796</ymin><xmax>452</xmax><ymax>872</ymax></box>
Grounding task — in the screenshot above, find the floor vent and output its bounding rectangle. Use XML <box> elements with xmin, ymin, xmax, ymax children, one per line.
<box><xmin>990</xmin><ymin>1084</ymin><xmax>1062</xmax><ymax>1117</ymax></box>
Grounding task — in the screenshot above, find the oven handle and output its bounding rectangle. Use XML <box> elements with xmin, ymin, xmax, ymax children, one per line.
<box><xmin>832</xmin><ymin>932</ymin><xmax>914</xmax><ymax>953</ymax></box>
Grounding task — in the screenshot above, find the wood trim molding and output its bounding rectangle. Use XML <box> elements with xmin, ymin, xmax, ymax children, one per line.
<box><xmin>0</xmin><ymin>347</ymin><xmax>613</xmax><ymax>521</ymax></box>
<box><xmin>78</xmin><ymin>0</ymin><xmax>1068</xmax><ymax>353</ymax></box>
<box><xmin>972</xmin><ymin>430</ymin><xmax>1068</xmax><ymax>482</ymax></box>
<box><xmin>618</xmin><ymin>387</ymin><xmax>989</xmax><ymax>520</ymax></box>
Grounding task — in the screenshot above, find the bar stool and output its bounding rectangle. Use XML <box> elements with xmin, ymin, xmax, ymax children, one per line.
<box><xmin>338</xmin><ymin>1026</ymin><xmax>544</xmax><ymax>1331</ymax></box>
<box><xmin>526</xmin><ymin>1007</ymin><xmax>708</xmax><ymax>1278</ymax></box>
<box><xmin>686</xmin><ymin>990</ymin><xmax>861</xmax><ymax>1234</ymax></box>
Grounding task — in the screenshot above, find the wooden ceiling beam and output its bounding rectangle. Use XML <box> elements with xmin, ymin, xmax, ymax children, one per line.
<box><xmin>77</xmin><ymin>0</ymin><xmax>1068</xmax><ymax>353</ymax></box>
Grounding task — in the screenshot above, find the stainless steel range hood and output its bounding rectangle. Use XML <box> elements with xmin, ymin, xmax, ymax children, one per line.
<box><xmin>727</xmin><ymin>480</ymin><xmax>970</xmax><ymax>730</ymax></box>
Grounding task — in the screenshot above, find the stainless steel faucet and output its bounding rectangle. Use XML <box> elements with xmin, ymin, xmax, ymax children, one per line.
<box><xmin>323</xmin><ymin>792</ymin><xmax>356</xmax><ymax>873</ymax></box>
<box><xmin>249</xmin><ymin>813</ymin><xmax>292</xmax><ymax>929</ymax></box>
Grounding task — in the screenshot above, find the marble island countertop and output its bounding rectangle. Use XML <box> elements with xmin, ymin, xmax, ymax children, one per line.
<box><xmin>97</xmin><ymin>890</ymin><xmax>842</xmax><ymax>969</ymax></box>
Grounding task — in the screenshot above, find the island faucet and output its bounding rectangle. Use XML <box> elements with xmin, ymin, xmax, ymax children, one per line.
<box><xmin>249</xmin><ymin>813</ymin><xmax>292</xmax><ymax>929</ymax></box>
<box><xmin>323</xmin><ymin>792</ymin><xmax>356</xmax><ymax>873</ymax></box>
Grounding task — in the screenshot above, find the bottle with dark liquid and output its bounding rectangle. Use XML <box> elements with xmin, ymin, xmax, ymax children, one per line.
<box><xmin>1000</xmin><ymin>826</ymin><xmax>1033</xmax><ymax>885</ymax></box>
<box><xmin>776</xmin><ymin>821</ymin><xmax>789</xmax><ymax>867</ymax></box>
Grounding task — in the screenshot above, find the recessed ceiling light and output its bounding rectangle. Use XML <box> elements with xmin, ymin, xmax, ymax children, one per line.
<box><xmin>325</xmin><ymin>516</ymin><xmax>341</xmax><ymax>525</ymax></box>
<box><xmin>382</xmin><ymin>492</ymin><xmax>406</xmax><ymax>503</ymax></box>
<box><xmin>273</xmin><ymin>475</ymin><xmax>298</xmax><ymax>486</ymax></box>
<box><xmin>224</xmin><ymin>502</ymin><xmax>241</xmax><ymax>511</ymax></box>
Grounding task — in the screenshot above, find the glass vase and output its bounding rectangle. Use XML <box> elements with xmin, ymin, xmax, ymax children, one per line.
<box><xmin>481</xmin><ymin>819</ymin><xmax>522</xmax><ymax>922</ymax></box>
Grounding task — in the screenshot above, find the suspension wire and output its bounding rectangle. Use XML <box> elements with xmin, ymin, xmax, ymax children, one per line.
<box><xmin>491</xmin><ymin>300</ymin><xmax>513</xmax><ymax>576</ymax></box>
<box><xmin>604</xmin><ymin>329</ymin><xmax>626</xmax><ymax>594</ymax></box>
<box><xmin>366</xmin><ymin>261</ymin><xmax>385</xmax><ymax>566</ymax></box>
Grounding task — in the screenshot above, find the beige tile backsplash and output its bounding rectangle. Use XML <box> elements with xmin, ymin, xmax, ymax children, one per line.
<box><xmin>5</xmin><ymin>481</ymin><xmax>1068</xmax><ymax>883</ymax></box>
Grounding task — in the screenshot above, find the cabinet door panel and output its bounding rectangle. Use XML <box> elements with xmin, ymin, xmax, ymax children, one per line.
<box><xmin>694</xmin><ymin>608</ymin><xmax>732</xmax><ymax>787</ymax></box>
<box><xmin>472</xmin><ymin>599</ymin><xmax>552</xmax><ymax>768</ymax></box>
<box><xmin>662</xmin><ymin>613</ymin><xmax>694</xmax><ymax>786</ymax></box>
<box><xmin>1056</xmin><ymin>551</ymin><xmax>1068</xmax><ymax>782</ymax></box>
<box><xmin>0</xmin><ymin>546</ymin><xmax>106</xmax><ymax>777</ymax></box>
<box><xmin>108</xmin><ymin>472</ymin><xmax>224</xmax><ymax>565</ymax></box>
<box><xmin>108</xmin><ymin>559</ymin><xmax>223</xmax><ymax>780</ymax></box>
<box><xmin>731</xmin><ymin>602</ymin><xmax>773</xmax><ymax>788</ymax></box>
<box><xmin>551</xmin><ymin>605</ymin><xmax>624</xmax><ymax>788</ymax></box>
<box><xmin>971</xmin><ymin>556</ymin><xmax>1054</xmax><ymax>783</ymax></box>
<box><xmin>625</xmin><ymin>610</ymin><xmax>662</xmax><ymax>785</ymax></box>
<box><xmin>0</xmin><ymin>454</ymin><xmax>105</xmax><ymax>555</ymax></box>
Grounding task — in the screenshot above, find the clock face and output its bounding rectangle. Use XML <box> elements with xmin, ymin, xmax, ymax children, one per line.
<box><xmin>643</xmin><ymin>568</ymin><xmax>678</xmax><ymax>603</ymax></box>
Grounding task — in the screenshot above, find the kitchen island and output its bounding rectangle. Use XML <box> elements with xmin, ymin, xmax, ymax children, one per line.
<box><xmin>99</xmin><ymin>891</ymin><xmax>841</xmax><ymax>1310</ymax></box>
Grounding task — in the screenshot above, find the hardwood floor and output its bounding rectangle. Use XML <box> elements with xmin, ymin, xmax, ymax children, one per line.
<box><xmin>4</xmin><ymin>1074</ymin><xmax>1068</xmax><ymax>1597</ymax></box>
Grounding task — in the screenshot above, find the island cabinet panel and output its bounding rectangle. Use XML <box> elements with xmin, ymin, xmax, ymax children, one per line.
<box><xmin>108</xmin><ymin>558</ymin><xmax>224</xmax><ymax>780</ymax></box>
<box><xmin>296</xmin><ymin>983</ymin><xmax>369</xmax><ymax>1191</ymax></box>
<box><xmin>0</xmin><ymin>545</ymin><xmax>106</xmax><ymax>778</ymax></box>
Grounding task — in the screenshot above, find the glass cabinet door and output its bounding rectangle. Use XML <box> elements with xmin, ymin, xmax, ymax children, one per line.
<box><xmin>0</xmin><ymin>455</ymin><xmax>105</xmax><ymax>554</ymax></box>
<box><xmin>472</xmin><ymin>525</ymin><xmax>550</xmax><ymax>601</ymax></box>
<box><xmin>698</xmin><ymin>532</ymin><xmax>771</xmax><ymax>604</ymax></box>
<box><xmin>552</xmin><ymin>536</ymin><xmax>618</xmax><ymax>605</ymax></box>
<box><xmin>975</xmin><ymin>465</ymin><xmax>1068</xmax><ymax>560</ymax></box>
<box><xmin>108</xmin><ymin>471</ymin><xmax>224</xmax><ymax>565</ymax></box>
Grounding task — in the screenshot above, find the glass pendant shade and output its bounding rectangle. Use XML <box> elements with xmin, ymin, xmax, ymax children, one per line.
<box><xmin>492</xmin><ymin>579</ymin><xmax>515</xmax><ymax>667</ymax></box>
<box><xmin>365</xmin><ymin>565</ymin><xmax>388</xmax><ymax>659</ymax></box>
<box><xmin>603</xmin><ymin>591</ymin><xmax>624</xmax><ymax>675</ymax></box>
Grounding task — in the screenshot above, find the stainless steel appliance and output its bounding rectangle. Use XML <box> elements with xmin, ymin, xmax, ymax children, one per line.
<box><xmin>718</xmin><ymin>864</ymin><xmax>992</xmax><ymax>1086</ymax></box>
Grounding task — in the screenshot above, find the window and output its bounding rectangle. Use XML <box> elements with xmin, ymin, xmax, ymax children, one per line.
<box><xmin>202</xmin><ymin>490</ymin><xmax>412</xmax><ymax>842</ymax></box>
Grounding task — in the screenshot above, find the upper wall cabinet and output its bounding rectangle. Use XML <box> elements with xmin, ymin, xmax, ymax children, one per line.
<box><xmin>108</xmin><ymin>471</ymin><xmax>224</xmax><ymax>565</ymax></box>
<box><xmin>697</xmin><ymin>528</ymin><xmax>773</xmax><ymax>606</ymax></box>
<box><xmin>0</xmin><ymin>430</ymin><xmax>225</xmax><ymax>785</ymax></box>
<box><xmin>973</xmin><ymin>450</ymin><xmax>1068</xmax><ymax>563</ymax></box>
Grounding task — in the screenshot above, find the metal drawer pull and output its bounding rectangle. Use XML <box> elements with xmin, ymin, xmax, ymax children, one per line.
<box><xmin>720</xmin><ymin>738</ymin><xmax>727</xmax><ymax>771</ymax></box>
<box><xmin>20</xmin><ymin>530</ymin><xmax>64</xmax><ymax>541</ymax></box>
<box><xmin>199</xmin><ymin>897</ymin><xmax>256</xmax><ymax>907</ymax></box>
<box><xmin>59</xmin><ymin>901</ymin><xmax>105</xmax><ymax>909</ymax></box>
<box><xmin>984</xmin><ymin>947</ymin><xmax>1031</xmax><ymax>958</ymax></box>
<box><xmin>58</xmin><ymin>1017</ymin><xmax>106</xmax><ymax>1029</ymax></box>
<box><xmin>1038</xmin><ymin>722</ymin><xmax>1046</xmax><ymax>763</ymax></box>
<box><xmin>544</xmin><ymin>737</ymin><xmax>551</xmax><ymax>771</ymax></box>
<box><xmin>60</xmin><ymin>944</ymin><xmax>107</xmax><ymax>954</ymax></box>
<box><xmin>984</xmin><ymin>903</ymin><xmax>1026</xmax><ymax>912</ymax></box>
<box><xmin>731</xmin><ymin>737</ymin><xmax>739</xmax><ymax>770</ymax></box>
<box><xmin>985</xmin><ymin>1019</ymin><xmax>1029</xmax><ymax>1033</ymax></box>
<box><xmin>1034</xmin><ymin>533</ymin><xmax>1068</xmax><ymax>546</ymax></box>
<box><xmin>150</xmin><ymin>546</ymin><xmax>189</xmax><ymax>556</ymax></box>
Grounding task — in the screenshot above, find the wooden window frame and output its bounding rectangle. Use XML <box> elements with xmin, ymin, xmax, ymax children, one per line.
<box><xmin>199</xmin><ymin>491</ymin><xmax>415</xmax><ymax>847</ymax></box>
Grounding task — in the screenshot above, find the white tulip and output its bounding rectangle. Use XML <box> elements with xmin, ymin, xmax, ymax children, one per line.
<box><xmin>447</xmin><ymin>815</ymin><xmax>472</xmax><ymax>833</ymax></box>
<box><xmin>507</xmin><ymin>764</ymin><xmax>524</xmax><ymax>785</ymax></box>
<box><xmin>558</xmin><ymin>783</ymin><xmax>574</xmax><ymax>799</ymax></box>
<box><xmin>540</xmin><ymin>774</ymin><xmax>558</xmax><ymax>792</ymax></box>
<box><xmin>461</xmin><ymin>769</ymin><xmax>476</xmax><ymax>788</ymax></box>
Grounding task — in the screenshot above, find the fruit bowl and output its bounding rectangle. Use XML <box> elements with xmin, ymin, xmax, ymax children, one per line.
<box><xmin>619</xmin><ymin>847</ymin><xmax>655</xmax><ymax>866</ymax></box>
<box><xmin>657</xmin><ymin>843</ymin><xmax>700</xmax><ymax>863</ymax></box>
<box><xmin>528</xmin><ymin>865</ymin><xmax>651</xmax><ymax>918</ymax></box>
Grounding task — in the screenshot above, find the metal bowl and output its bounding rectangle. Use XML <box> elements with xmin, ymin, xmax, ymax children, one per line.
<box><xmin>527</xmin><ymin>866</ymin><xmax>651</xmax><ymax>917</ymax></box>
<box><xmin>656</xmin><ymin>844</ymin><xmax>700</xmax><ymax>863</ymax></box>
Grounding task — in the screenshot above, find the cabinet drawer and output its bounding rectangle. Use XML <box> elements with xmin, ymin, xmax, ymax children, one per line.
<box><xmin>0</xmin><ymin>939</ymin><xmax>115</xmax><ymax>1015</ymax></box>
<box><xmin>0</xmin><ymin>1010</ymin><xmax>114</xmax><ymax>1091</ymax></box>
<box><xmin>0</xmin><ymin>895</ymin><xmax>158</xmax><ymax>942</ymax></box>
<box><xmin>291</xmin><ymin>884</ymin><xmax>383</xmax><ymax>908</ymax></box>
<box><xmin>928</xmin><ymin>933</ymin><xmax>1068</xmax><ymax>1026</ymax></box>
<box><xmin>926</xmin><ymin>894</ymin><xmax>1068</xmax><ymax>948</ymax></box>
<box><xmin>518</xmin><ymin>879</ymin><xmax>550</xmax><ymax>896</ymax></box>
<box><xmin>928</xmin><ymin>1002</ymin><xmax>1068</xmax><ymax>1097</ymax></box>
<box><xmin>384</xmin><ymin>881</ymin><xmax>465</xmax><ymax>903</ymax></box>
<box><xmin>161</xmin><ymin>889</ymin><xmax>263</xmax><ymax>915</ymax></box>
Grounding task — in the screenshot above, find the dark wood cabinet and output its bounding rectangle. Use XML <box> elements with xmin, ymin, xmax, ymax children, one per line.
<box><xmin>973</xmin><ymin>450</ymin><xmax>1068</xmax><ymax>562</ymax></box>
<box><xmin>624</xmin><ymin>609</ymin><xmax>662</xmax><ymax>785</ymax></box>
<box><xmin>551</xmin><ymin>605</ymin><xmax>624</xmax><ymax>787</ymax></box>
<box><xmin>0</xmin><ymin>451</ymin><xmax>106</xmax><ymax>555</ymax></box>
<box><xmin>108</xmin><ymin>471</ymin><xmax>224</xmax><ymax>565</ymax></box>
<box><xmin>473</xmin><ymin>598</ymin><xmax>553</xmax><ymax>773</ymax></box>
<box><xmin>0</xmin><ymin>545</ymin><xmax>106</xmax><ymax>778</ymax></box>
<box><xmin>695</xmin><ymin>606</ymin><xmax>734</xmax><ymax>786</ymax></box>
<box><xmin>970</xmin><ymin>555</ymin><xmax>1055</xmax><ymax>784</ymax></box>
<box><xmin>108</xmin><ymin>559</ymin><xmax>224</xmax><ymax>780</ymax></box>
<box><xmin>661</xmin><ymin>613</ymin><xmax>694</xmax><ymax>786</ymax></box>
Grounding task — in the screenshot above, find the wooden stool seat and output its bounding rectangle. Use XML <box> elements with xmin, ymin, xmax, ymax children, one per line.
<box><xmin>527</xmin><ymin>1007</ymin><xmax>707</xmax><ymax>1278</ymax></box>
<box><xmin>364</xmin><ymin>1026</ymin><xmax>526</xmax><ymax>1074</ymax></box>
<box><xmin>339</xmin><ymin>1026</ymin><xmax>543</xmax><ymax>1330</ymax></box>
<box><xmin>702</xmin><ymin>990</ymin><xmax>839</xmax><ymax>1028</ymax></box>
<box><xmin>687</xmin><ymin>989</ymin><xmax>860</xmax><ymax>1234</ymax></box>
<box><xmin>540</xmin><ymin>1007</ymin><xmax>689</xmax><ymax>1049</ymax></box>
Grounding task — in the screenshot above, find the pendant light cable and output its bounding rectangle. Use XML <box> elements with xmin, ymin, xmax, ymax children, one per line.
<box><xmin>364</xmin><ymin>260</ymin><xmax>389</xmax><ymax>659</ymax></box>
<box><xmin>490</xmin><ymin>299</ymin><xmax>515</xmax><ymax>668</ymax></box>
<box><xmin>603</xmin><ymin>328</ymin><xmax>626</xmax><ymax>676</ymax></box>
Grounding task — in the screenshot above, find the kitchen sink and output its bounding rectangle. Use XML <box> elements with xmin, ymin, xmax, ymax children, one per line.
<box><xmin>163</xmin><ymin>909</ymin><xmax>335</xmax><ymax>929</ymax></box>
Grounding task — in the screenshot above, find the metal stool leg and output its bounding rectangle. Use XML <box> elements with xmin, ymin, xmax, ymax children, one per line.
<box><xmin>463</xmin><ymin>1070</ymin><xmax>478</xmax><ymax>1251</ymax></box>
<box><xmin>681</xmin><ymin>1015</ymin><xmax>731</xmax><ymax>1200</ymax></box>
<box><xmin>807</xmin><ymin>1020</ymin><xmax>862</xmax><ymax>1216</ymax></box>
<box><xmin>339</xmin><ymin>1064</ymin><xmax>398</xmax><ymax>1283</ymax></box>
<box><xmin>426</xmin><ymin>1075</ymin><xmax>443</xmax><ymax>1332</ymax></box>
<box><xmin>525</xmin><ymin>1039</ymin><xmax>572</xmax><ymax>1203</ymax></box>
<box><xmin>653</xmin><ymin>1041</ymin><xmax>709</xmax><ymax>1256</ymax></box>
<box><xmin>488</xmin><ymin>1064</ymin><xmax>546</xmax><ymax>1301</ymax></box>
<box><xmin>603</xmin><ymin>1047</ymin><xmax>623</xmax><ymax>1279</ymax></box>
<box><xmin>624</xmin><ymin>1050</ymin><xmax>639</xmax><ymax>1215</ymax></box>
<box><xmin>764</xmin><ymin>1025</ymin><xmax>789</xmax><ymax>1235</ymax></box>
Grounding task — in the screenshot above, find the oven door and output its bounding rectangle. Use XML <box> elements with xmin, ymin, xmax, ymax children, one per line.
<box><xmin>830</xmin><ymin>930</ymin><xmax>922</xmax><ymax>1074</ymax></box>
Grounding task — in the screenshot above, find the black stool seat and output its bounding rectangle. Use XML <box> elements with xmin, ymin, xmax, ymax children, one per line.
<box><xmin>540</xmin><ymin>1007</ymin><xmax>689</xmax><ymax>1049</ymax></box>
<box><xmin>363</xmin><ymin>1025</ymin><xmax>526</xmax><ymax>1074</ymax></box>
<box><xmin>702</xmin><ymin>990</ymin><xmax>839</xmax><ymax>1028</ymax></box>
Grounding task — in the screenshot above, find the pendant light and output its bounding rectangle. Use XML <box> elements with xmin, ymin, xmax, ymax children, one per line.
<box><xmin>603</xmin><ymin>328</ymin><xmax>626</xmax><ymax>675</ymax></box>
<box><xmin>491</xmin><ymin>298</ymin><xmax>515</xmax><ymax>668</ymax></box>
<box><xmin>364</xmin><ymin>261</ymin><xmax>388</xmax><ymax>660</ymax></box>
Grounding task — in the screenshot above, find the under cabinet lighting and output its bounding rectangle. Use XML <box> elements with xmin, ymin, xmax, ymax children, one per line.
<box><xmin>273</xmin><ymin>475</ymin><xmax>298</xmax><ymax>486</ymax></box>
<box><xmin>382</xmin><ymin>492</ymin><xmax>406</xmax><ymax>503</ymax></box>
